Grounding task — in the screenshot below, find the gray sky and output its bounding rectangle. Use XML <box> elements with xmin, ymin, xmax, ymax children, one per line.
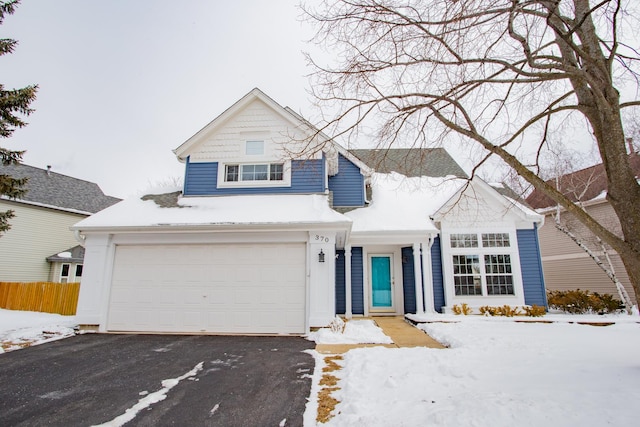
<box><xmin>2</xmin><ymin>0</ymin><xmax>315</xmax><ymax>198</ymax></box>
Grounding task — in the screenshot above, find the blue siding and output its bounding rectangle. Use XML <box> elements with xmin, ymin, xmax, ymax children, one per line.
<box><xmin>431</xmin><ymin>237</ymin><xmax>446</xmax><ymax>313</ymax></box>
<box><xmin>328</xmin><ymin>154</ymin><xmax>365</xmax><ymax>207</ymax></box>
<box><xmin>183</xmin><ymin>159</ymin><xmax>324</xmax><ymax>196</ymax></box>
<box><xmin>517</xmin><ymin>227</ymin><xmax>548</xmax><ymax>308</ymax></box>
<box><xmin>183</xmin><ymin>159</ymin><xmax>218</xmax><ymax>195</ymax></box>
<box><xmin>351</xmin><ymin>247</ymin><xmax>365</xmax><ymax>315</ymax></box>
<box><xmin>402</xmin><ymin>247</ymin><xmax>416</xmax><ymax>313</ymax></box>
<box><xmin>335</xmin><ymin>250</ymin><xmax>346</xmax><ymax>314</ymax></box>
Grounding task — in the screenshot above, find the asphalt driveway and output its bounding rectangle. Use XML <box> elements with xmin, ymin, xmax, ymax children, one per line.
<box><xmin>0</xmin><ymin>334</ymin><xmax>315</xmax><ymax>426</ymax></box>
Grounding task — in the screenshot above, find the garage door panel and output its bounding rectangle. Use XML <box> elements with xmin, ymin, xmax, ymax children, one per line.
<box><xmin>108</xmin><ymin>243</ymin><xmax>306</xmax><ymax>334</ymax></box>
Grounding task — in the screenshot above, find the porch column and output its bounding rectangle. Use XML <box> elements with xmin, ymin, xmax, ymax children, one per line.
<box><xmin>422</xmin><ymin>238</ymin><xmax>435</xmax><ymax>313</ymax></box>
<box><xmin>413</xmin><ymin>243</ymin><xmax>425</xmax><ymax>315</ymax></box>
<box><xmin>345</xmin><ymin>244</ymin><xmax>353</xmax><ymax>319</ymax></box>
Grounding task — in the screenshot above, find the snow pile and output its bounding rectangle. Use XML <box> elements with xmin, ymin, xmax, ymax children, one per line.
<box><xmin>346</xmin><ymin>173</ymin><xmax>465</xmax><ymax>233</ymax></box>
<box><xmin>316</xmin><ymin>319</ymin><xmax>640</xmax><ymax>426</ymax></box>
<box><xmin>307</xmin><ymin>319</ymin><xmax>393</xmax><ymax>344</ymax></box>
<box><xmin>0</xmin><ymin>309</ymin><xmax>77</xmax><ymax>353</ymax></box>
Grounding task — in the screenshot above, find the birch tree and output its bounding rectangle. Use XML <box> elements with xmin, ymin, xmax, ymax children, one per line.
<box><xmin>302</xmin><ymin>0</ymin><xmax>640</xmax><ymax>306</ymax></box>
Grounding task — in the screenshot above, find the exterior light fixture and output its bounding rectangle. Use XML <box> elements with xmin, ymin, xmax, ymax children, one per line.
<box><xmin>318</xmin><ymin>249</ymin><xmax>325</xmax><ymax>263</ymax></box>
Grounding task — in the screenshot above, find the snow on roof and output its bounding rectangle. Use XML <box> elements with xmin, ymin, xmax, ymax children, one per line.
<box><xmin>346</xmin><ymin>172</ymin><xmax>467</xmax><ymax>234</ymax></box>
<box><xmin>73</xmin><ymin>193</ymin><xmax>350</xmax><ymax>231</ymax></box>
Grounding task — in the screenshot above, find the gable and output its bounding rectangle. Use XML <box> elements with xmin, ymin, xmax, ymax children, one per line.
<box><xmin>434</xmin><ymin>178</ymin><xmax>542</xmax><ymax>229</ymax></box>
<box><xmin>175</xmin><ymin>89</ymin><xmax>323</xmax><ymax>164</ymax></box>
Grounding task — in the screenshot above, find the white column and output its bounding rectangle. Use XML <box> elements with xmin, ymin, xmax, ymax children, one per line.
<box><xmin>422</xmin><ymin>238</ymin><xmax>436</xmax><ymax>313</ymax></box>
<box><xmin>413</xmin><ymin>243</ymin><xmax>425</xmax><ymax>315</ymax></box>
<box><xmin>345</xmin><ymin>245</ymin><xmax>353</xmax><ymax>319</ymax></box>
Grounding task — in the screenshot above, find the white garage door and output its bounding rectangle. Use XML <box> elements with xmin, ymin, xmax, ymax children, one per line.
<box><xmin>107</xmin><ymin>243</ymin><xmax>306</xmax><ymax>334</ymax></box>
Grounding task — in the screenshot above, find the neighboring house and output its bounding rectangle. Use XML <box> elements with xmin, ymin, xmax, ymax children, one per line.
<box><xmin>73</xmin><ymin>88</ymin><xmax>546</xmax><ymax>335</ymax></box>
<box><xmin>526</xmin><ymin>153</ymin><xmax>640</xmax><ymax>301</ymax></box>
<box><xmin>0</xmin><ymin>163</ymin><xmax>120</xmax><ymax>283</ymax></box>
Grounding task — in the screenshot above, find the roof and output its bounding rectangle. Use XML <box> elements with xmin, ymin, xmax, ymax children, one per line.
<box><xmin>0</xmin><ymin>163</ymin><xmax>121</xmax><ymax>214</ymax></box>
<box><xmin>46</xmin><ymin>245</ymin><xmax>85</xmax><ymax>263</ymax></box>
<box><xmin>345</xmin><ymin>173</ymin><xmax>468</xmax><ymax>234</ymax></box>
<box><xmin>350</xmin><ymin>148</ymin><xmax>468</xmax><ymax>178</ymax></box>
<box><xmin>525</xmin><ymin>152</ymin><xmax>640</xmax><ymax>209</ymax></box>
<box><xmin>72</xmin><ymin>192</ymin><xmax>351</xmax><ymax>232</ymax></box>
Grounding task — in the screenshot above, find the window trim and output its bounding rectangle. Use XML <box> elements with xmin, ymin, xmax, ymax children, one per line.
<box><xmin>443</xmin><ymin>229</ymin><xmax>523</xmax><ymax>303</ymax></box>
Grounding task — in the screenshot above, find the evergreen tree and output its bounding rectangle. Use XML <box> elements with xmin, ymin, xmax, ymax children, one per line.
<box><xmin>0</xmin><ymin>0</ymin><xmax>38</xmax><ymax>233</ymax></box>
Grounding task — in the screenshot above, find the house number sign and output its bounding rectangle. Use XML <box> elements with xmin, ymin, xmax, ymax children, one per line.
<box><xmin>314</xmin><ymin>235</ymin><xmax>330</xmax><ymax>243</ymax></box>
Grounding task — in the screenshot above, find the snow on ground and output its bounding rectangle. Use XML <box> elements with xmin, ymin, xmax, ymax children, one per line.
<box><xmin>307</xmin><ymin>319</ymin><xmax>393</xmax><ymax>344</ymax></box>
<box><xmin>308</xmin><ymin>315</ymin><xmax>640</xmax><ymax>427</ymax></box>
<box><xmin>0</xmin><ymin>309</ymin><xmax>77</xmax><ymax>353</ymax></box>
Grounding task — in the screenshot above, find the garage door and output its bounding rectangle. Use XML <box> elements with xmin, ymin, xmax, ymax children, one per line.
<box><xmin>107</xmin><ymin>243</ymin><xmax>306</xmax><ymax>334</ymax></box>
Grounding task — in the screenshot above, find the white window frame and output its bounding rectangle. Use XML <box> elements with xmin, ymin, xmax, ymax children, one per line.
<box><xmin>217</xmin><ymin>160</ymin><xmax>292</xmax><ymax>188</ymax></box>
<box><xmin>442</xmin><ymin>228</ymin><xmax>525</xmax><ymax>307</ymax></box>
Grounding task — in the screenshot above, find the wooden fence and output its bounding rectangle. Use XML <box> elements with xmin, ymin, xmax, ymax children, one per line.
<box><xmin>0</xmin><ymin>282</ymin><xmax>80</xmax><ymax>316</ymax></box>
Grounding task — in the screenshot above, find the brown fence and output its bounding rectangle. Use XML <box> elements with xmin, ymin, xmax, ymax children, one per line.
<box><xmin>0</xmin><ymin>282</ymin><xmax>80</xmax><ymax>316</ymax></box>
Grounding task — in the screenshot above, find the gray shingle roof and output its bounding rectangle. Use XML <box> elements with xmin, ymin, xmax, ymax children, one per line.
<box><xmin>46</xmin><ymin>245</ymin><xmax>85</xmax><ymax>263</ymax></box>
<box><xmin>349</xmin><ymin>148</ymin><xmax>468</xmax><ymax>178</ymax></box>
<box><xmin>0</xmin><ymin>163</ymin><xmax>121</xmax><ymax>213</ymax></box>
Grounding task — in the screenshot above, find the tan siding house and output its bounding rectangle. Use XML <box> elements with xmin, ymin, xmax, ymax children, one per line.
<box><xmin>526</xmin><ymin>153</ymin><xmax>640</xmax><ymax>302</ymax></box>
<box><xmin>0</xmin><ymin>163</ymin><xmax>120</xmax><ymax>283</ymax></box>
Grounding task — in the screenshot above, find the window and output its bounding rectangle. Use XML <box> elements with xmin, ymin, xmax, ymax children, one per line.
<box><xmin>75</xmin><ymin>264</ymin><xmax>83</xmax><ymax>278</ymax></box>
<box><xmin>225</xmin><ymin>165</ymin><xmax>239</xmax><ymax>182</ymax></box>
<box><xmin>450</xmin><ymin>232</ymin><xmax>515</xmax><ymax>296</ymax></box>
<box><xmin>60</xmin><ymin>263</ymin><xmax>70</xmax><ymax>284</ymax></box>
<box><xmin>224</xmin><ymin>163</ymin><xmax>284</xmax><ymax>182</ymax></box>
<box><xmin>482</xmin><ymin>233</ymin><xmax>510</xmax><ymax>247</ymax></box>
<box><xmin>245</xmin><ymin>140</ymin><xmax>264</xmax><ymax>155</ymax></box>
<box><xmin>451</xmin><ymin>233</ymin><xmax>478</xmax><ymax>248</ymax></box>
<box><xmin>453</xmin><ymin>255</ymin><xmax>482</xmax><ymax>295</ymax></box>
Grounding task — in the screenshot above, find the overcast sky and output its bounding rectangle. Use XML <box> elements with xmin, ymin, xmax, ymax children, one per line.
<box><xmin>2</xmin><ymin>0</ymin><xmax>317</xmax><ymax>198</ymax></box>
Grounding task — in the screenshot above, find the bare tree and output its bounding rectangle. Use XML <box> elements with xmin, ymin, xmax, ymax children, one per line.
<box><xmin>302</xmin><ymin>0</ymin><xmax>640</xmax><ymax>306</ymax></box>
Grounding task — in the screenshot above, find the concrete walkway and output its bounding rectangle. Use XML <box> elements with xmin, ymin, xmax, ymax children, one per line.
<box><xmin>315</xmin><ymin>316</ymin><xmax>445</xmax><ymax>354</ymax></box>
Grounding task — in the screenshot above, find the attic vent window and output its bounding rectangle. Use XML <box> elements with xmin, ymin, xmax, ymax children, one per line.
<box><xmin>246</xmin><ymin>140</ymin><xmax>264</xmax><ymax>155</ymax></box>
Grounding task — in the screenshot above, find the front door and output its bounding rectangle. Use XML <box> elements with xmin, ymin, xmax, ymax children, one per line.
<box><xmin>370</xmin><ymin>254</ymin><xmax>393</xmax><ymax>311</ymax></box>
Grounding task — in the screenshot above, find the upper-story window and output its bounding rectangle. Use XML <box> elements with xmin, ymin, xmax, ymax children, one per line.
<box><xmin>245</xmin><ymin>140</ymin><xmax>264</xmax><ymax>155</ymax></box>
<box><xmin>225</xmin><ymin>163</ymin><xmax>284</xmax><ymax>182</ymax></box>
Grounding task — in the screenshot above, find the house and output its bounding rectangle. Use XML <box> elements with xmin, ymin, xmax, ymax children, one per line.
<box><xmin>525</xmin><ymin>153</ymin><xmax>640</xmax><ymax>301</ymax></box>
<box><xmin>72</xmin><ymin>88</ymin><xmax>546</xmax><ymax>335</ymax></box>
<box><xmin>0</xmin><ymin>163</ymin><xmax>120</xmax><ymax>283</ymax></box>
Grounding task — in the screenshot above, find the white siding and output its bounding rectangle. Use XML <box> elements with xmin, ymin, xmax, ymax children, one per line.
<box><xmin>187</xmin><ymin>98</ymin><xmax>322</xmax><ymax>163</ymax></box>
<box><xmin>0</xmin><ymin>200</ymin><xmax>86</xmax><ymax>282</ymax></box>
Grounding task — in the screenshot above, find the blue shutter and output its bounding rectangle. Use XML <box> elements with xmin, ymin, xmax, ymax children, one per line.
<box><xmin>517</xmin><ymin>227</ymin><xmax>548</xmax><ymax>308</ymax></box>
<box><xmin>431</xmin><ymin>237</ymin><xmax>445</xmax><ymax>313</ymax></box>
<box><xmin>402</xmin><ymin>247</ymin><xmax>417</xmax><ymax>313</ymax></box>
<box><xmin>351</xmin><ymin>247</ymin><xmax>365</xmax><ymax>315</ymax></box>
<box><xmin>335</xmin><ymin>250</ymin><xmax>346</xmax><ymax>315</ymax></box>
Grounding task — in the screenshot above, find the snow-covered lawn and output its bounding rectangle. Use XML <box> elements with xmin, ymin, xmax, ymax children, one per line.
<box><xmin>4</xmin><ymin>309</ymin><xmax>640</xmax><ymax>426</ymax></box>
<box><xmin>305</xmin><ymin>315</ymin><xmax>640</xmax><ymax>426</ymax></box>
<box><xmin>0</xmin><ymin>309</ymin><xmax>77</xmax><ymax>353</ymax></box>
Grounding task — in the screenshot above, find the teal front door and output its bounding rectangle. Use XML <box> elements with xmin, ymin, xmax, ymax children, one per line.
<box><xmin>371</xmin><ymin>255</ymin><xmax>393</xmax><ymax>309</ymax></box>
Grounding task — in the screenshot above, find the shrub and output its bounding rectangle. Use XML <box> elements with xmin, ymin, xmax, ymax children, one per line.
<box><xmin>523</xmin><ymin>305</ymin><xmax>546</xmax><ymax>317</ymax></box>
<box><xmin>452</xmin><ymin>303</ymin><xmax>472</xmax><ymax>315</ymax></box>
<box><xmin>547</xmin><ymin>289</ymin><xmax>623</xmax><ymax>314</ymax></box>
<box><xmin>479</xmin><ymin>306</ymin><xmax>498</xmax><ymax>316</ymax></box>
<box><xmin>496</xmin><ymin>305</ymin><xmax>520</xmax><ymax>317</ymax></box>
